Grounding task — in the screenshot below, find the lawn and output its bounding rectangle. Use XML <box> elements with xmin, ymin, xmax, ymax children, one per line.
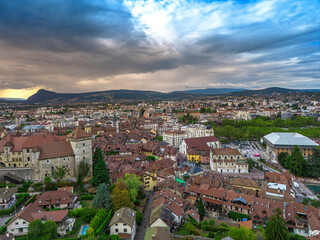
<box><xmin>80</xmin><ymin>200</ymin><xmax>92</xmax><ymax>208</ymax></box>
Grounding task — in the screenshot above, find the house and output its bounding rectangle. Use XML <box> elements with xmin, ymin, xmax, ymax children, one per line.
<box><xmin>35</xmin><ymin>190</ymin><xmax>77</xmax><ymax>209</ymax></box>
<box><xmin>6</xmin><ymin>203</ymin><xmax>69</xmax><ymax>237</ymax></box>
<box><xmin>0</xmin><ymin>187</ymin><xmax>17</xmax><ymax>210</ymax></box>
<box><xmin>184</xmin><ymin>209</ymin><xmax>200</xmax><ymax>223</ymax></box>
<box><xmin>143</xmin><ymin>172</ymin><xmax>158</xmax><ymax>191</ymax></box>
<box><xmin>109</xmin><ymin>207</ymin><xmax>137</xmax><ymax>240</ymax></box>
<box><xmin>180</xmin><ymin>136</ymin><xmax>220</xmax><ymax>156</ymax></box>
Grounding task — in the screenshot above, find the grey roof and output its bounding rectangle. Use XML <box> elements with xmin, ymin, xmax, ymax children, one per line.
<box><xmin>109</xmin><ymin>207</ymin><xmax>136</xmax><ymax>227</ymax></box>
<box><xmin>263</xmin><ymin>132</ymin><xmax>319</xmax><ymax>147</ymax></box>
<box><xmin>0</xmin><ymin>187</ymin><xmax>17</xmax><ymax>200</ymax></box>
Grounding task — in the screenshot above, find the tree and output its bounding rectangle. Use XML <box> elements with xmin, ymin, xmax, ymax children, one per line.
<box><xmin>228</xmin><ymin>227</ymin><xmax>256</xmax><ymax>240</ymax></box>
<box><xmin>77</xmin><ymin>173</ymin><xmax>84</xmax><ymax>192</ymax></box>
<box><xmin>44</xmin><ymin>176</ymin><xmax>57</xmax><ymax>191</ymax></box>
<box><xmin>288</xmin><ymin>146</ymin><xmax>306</xmax><ymax>176</ymax></box>
<box><xmin>27</xmin><ymin>219</ymin><xmax>58</xmax><ymax>240</ymax></box>
<box><xmin>27</xmin><ymin>219</ymin><xmax>43</xmax><ymax>240</ymax></box>
<box><xmin>92</xmin><ymin>183</ymin><xmax>111</xmax><ymax>209</ymax></box>
<box><xmin>198</xmin><ymin>196</ymin><xmax>205</xmax><ymax>221</ymax></box>
<box><xmin>117</xmin><ymin>173</ymin><xmax>143</xmax><ymax>202</ymax></box>
<box><xmin>78</xmin><ymin>160</ymin><xmax>90</xmax><ymax>180</ymax></box>
<box><xmin>278</xmin><ymin>152</ymin><xmax>288</xmax><ymax>166</ymax></box>
<box><xmin>52</xmin><ymin>166</ymin><xmax>68</xmax><ymax>182</ymax></box>
<box><xmin>91</xmin><ymin>156</ymin><xmax>110</xmax><ymax>186</ymax></box>
<box><xmin>90</xmin><ymin>209</ymin><xmax>107</xmax><ymax>231</ymax></box>
<box><xmin>136</xmin><ymin>210</ymin><xmax>143</xmax><ymax>225</ymax></box>
<box><xmin>265</xmin><ymin>208</ymin><xmax>289</xmax><ymax>240</ymax></box>
<box><xmin>111</xmin><ymin>182</ymin><xmax>134</xmax><ymax>211</ymax></box>
<box><xmin>43</xmin><ymin>220</ymin><xmax>58</xmax><ymax>239</ymax></box>
<box><xmin>93</xmin><ymin>147</ymin><xmax>104</xmax><ymax>163</ymax></box>
<box><xmin>156</xmin><ymin>135</ymin><xmax>163</xmax><ymax>141</ymax></box>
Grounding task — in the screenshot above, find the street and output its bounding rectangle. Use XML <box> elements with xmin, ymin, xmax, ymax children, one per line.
<box><xmin>135</xmin><ymin>192</ymin><xmax>154</xmax><ymax>240</ymax></box>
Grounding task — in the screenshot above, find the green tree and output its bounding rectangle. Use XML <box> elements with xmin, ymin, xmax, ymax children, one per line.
<box><xmin>92</xmin><ymin>183</ymin><xmax>111</xmax><ymax>209</ymax></box>
<box><xmin>288</xmin><ymin>146</ymin><xmax>306</xmax><ymax>176</ymax></box>
<box><xmin>117</xmin><ymin>173</ymin><xmax>143</xmax><ymax>202</ymax></box>
<box><xmin>90</xmin><ymin>209</ymin><xmax>107</xmax><ymax>231</ymax></box>
<box><xmin>228</xmin><ymin>227</ymin><xmax>256</xmax><ymax>240</ymax></box>
<box><xmin>78</xmin><ymin>160</ymin><xmax>90</xmax><ymax>180</ymax></box>
<box><xmin>91</xmin><ymin>154</ymin><xmax>110</xmax><ymax>186</ymax></box>
<box><xmin>136</xmin><ymin>210</ymin><xmax>143</xmax><ymax>225</ymax></box>
<box><xmin>27</xmin><ymin>220</ymin><xmax>58</xmax><ymax>240</ymax></box>
<box><xmin>52</xmin><ymin>166</ymin><xmax>68</xmax><ymax>182</ymax></box>
<box><xmin>93</xmin><ymin>147</ymin><xmax>104</xmax><ymax>163</ymax></box>
<box><xmin>156</xmin><ymin>135</ymin><xmax>163</xmax><ymax>141</ymax></box>
<box><xmin>198</xmin><ymin>196</ymin><xmax>205</xmax><ymax>221</ymax></box>
<box><xmin>44</xmin><ymin>176</ymin><xmax>57</xmax><ymax>191</ymax></box>
<box><xmin>265</xmin><ymin>208</ymin><xmax>289</xmax><ymax>240</ymax></box>
<box><xmin>278</xmin><ymin>152</ymin><xmax>288</xmax><ymax>167</ymax></box>
<box><xmin>43</xmin><ymin>220</ymin><xmax>58</xmax><ymax>239</ymax></box>
<box><xmin>111</xmin><ymin>182</ymin><xmax>134</xmax><ymax>211</ymax></box>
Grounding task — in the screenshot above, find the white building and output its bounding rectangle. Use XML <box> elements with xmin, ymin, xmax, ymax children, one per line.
<box><xmin>109</xmin><ymin>207</ymin><xmax>136</xmax><ymax>240</ymax></box>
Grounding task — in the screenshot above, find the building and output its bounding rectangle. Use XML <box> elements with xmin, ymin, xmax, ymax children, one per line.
<box><xmin>0</xmin><ymin>127</ymin><xmax>93</xmax><ymax>181</ymax></box>
<box><xmin>210</xmin><ymin>148</ymin><xmax>248</xmax><ymax>173</ymax></box>
<box><xmin>180</xmin><ymin>136</ymin><xmax>220</xmax><ymax>156</ymax></box>
<box><xmin>109</xmin><ymin>207</ymin><xmax>136</xmax><ymax>240</ymax></box>
<box><xmin>143</xmin><ymin>172</ymin><xmax>158</xmax><ymax>191</ymax></box>
<box><xmin>6</xmin><ymin>203</ymin><xmax>69</xmax><ymax>237</ymax></box>
<box><xmin>0</xmin><ymin>187</ymin><xmax>17</xmax><ymax>210</ymax></box>
<box><xmin>163</xmin><ymin>131</ymin><xmax>186</xmax><ymax>148</ymax></box>
<box><xmin>263</xmin><ymin>132</ymin><xmax>319</xmax><ymax>160</ymax></box>
<box><xmin>183</xmin><ymin>124</ymin><xmax>214</xmax><ymax>138</ymax></box>
<box><xmin>35</xmin><ymin>190</ymin><xmax>77</xmax><ymax>209</ymax></box>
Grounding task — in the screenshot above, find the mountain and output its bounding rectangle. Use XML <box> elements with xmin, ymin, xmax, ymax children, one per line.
<box><xmin>26</xmin><ymin>89</ymin><xmax>196</xmax><ymax>104</ymax></box>
<box><xmin>26</xmin><ymin>87</ymin><xmax>318</xmax><ymax>104</ymax></box>
<box><xmin>225</xmin><ymin>87</ymin><xmax>300</xmax><ymax>96</ymax></box>
<box><xmin>184</xmin><ymin>88</ymin><xmax>247</xmax><ymax>95</ymax></box>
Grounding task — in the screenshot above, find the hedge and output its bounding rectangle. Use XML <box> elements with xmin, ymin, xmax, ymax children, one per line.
<box><xmin>5</xmin><ymin>217</ymin><xmax>13</xmax><ymax>225</ymax></box>
<box><xmin>0</xmin><ymin>226</ymin><xmax>6</xmax><ymax>234</ymax></box>
<box><xmin>0</xmin><ymin>193</ymin><xmax>29</xmax><ymax>216</ymax></box>
<box><xmin>80</xmin><ymin>195</ymin><xmax>95</xmax><ymax>200</ymax></box>
<box><xmin>227</xmin><ymin>211</ymin><xmax>250</xmax><ymax>221</ymax></box>
<box><xmin>95</xmin><ymin>210</ymin><xmax>113</xmax><ymax>236</ymax></box>
<box><xmin>25</xmin><ymin>194</ymin><xmax>37</xmax><ymax>206</ymax></box>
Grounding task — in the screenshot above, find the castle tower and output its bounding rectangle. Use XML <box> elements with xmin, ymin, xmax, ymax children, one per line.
<box><xmin>67</xmin><ymin>127</ymin><xmax>93</xmax><ymax>176</ymax></box>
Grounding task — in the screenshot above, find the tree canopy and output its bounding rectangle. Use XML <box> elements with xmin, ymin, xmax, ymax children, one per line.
<box><xmin>198</xmin><ymin>196</ymin><xmax>205</xmax><ymax>221</ymax></box>
<box><xmin>265</xmin><ymin>208</ymin><xmax>289</xmax><ymax>240</ymax></box>
<box><xmin>92</xmin><ymin>183</ymin><xmax>111</xmax><ymax>209</ymax></box>
<box><xmin>91</xmin><ymin>147</ymin><xmax>110</xmax><ymax>186</ymax></box>
<box><xmin>27</xmin><ymin>219</ymin><xmax>58</xmax><ymax>240</ymax></box>
<box><xmin>228</xmin><ymin>226</ymin><xmax>256</xmax><ymax>240</ymax></box>
<box><xmin>111</xmin><ymin>182</ymin><xmax>134</xmax><ymax>211</ymax></box>
<box><xmin>117</xmin><ymin>173</ymin><xmax>143</xmax><ymax>202</ymax></box>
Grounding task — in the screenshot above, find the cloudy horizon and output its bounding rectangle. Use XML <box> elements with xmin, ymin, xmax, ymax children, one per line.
<box><xmin>0</xmin><ymin>0</ymin><xmax>319</xmax><ymax>99</ymax></box>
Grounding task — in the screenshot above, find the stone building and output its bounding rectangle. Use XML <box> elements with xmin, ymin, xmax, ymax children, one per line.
<box><xmin>0</xmin><ymin>127</ymin><xmax>93</xmax><ymax>181</ymax></box>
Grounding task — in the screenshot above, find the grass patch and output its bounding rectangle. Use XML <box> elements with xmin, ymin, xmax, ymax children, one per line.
<box><xmin>80</xmin><ymin>200</ymin><xmax>92</xmax><ymax>208</ymax></box>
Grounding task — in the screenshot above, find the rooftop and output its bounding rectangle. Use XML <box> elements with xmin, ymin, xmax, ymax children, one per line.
<box><xmin>264</xmin><ymin>132</ymin><xmax>318</xmax><ymax>146</ymax></box>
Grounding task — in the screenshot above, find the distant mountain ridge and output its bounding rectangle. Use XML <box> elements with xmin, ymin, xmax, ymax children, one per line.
<box><xmin>25</xmin><ymin>87</ymin><xmax>319</xmax><ymax>104</ymax></box>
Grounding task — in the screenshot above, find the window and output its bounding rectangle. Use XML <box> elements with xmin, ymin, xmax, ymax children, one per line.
<box><xmin>27</xmin><ymin>157</ymin><xmax>30</xmax><ymax>161</ymax></box>
<box><xmin>23</xmin><ymin>221</ymin><xmax>26</xmax><ymax>225</ymax></box>
<box><xmin>27</xmin><ymin>149</ymin><xmax>30</xmax><ymax>153</ymax></box>
<box><xmin>15</xmin><ymin>222</ymin><xmax>19</xmax><ymax>225</ymax></box>
<box><xmin>115</xmin><ymin>223</ymin><xmax>118</xmax><ymax>226</ymax></box>
<box><xmin>83</xmin><ymin>143</ymin><xmax>85</xmax><ymax>146</ymax></box>
<box><xmin>123</xmin><ymin>223</ymin><xmax>126</xmax><ymax>226</ymax></box>
<box><xmin>46</xmin><ymin>160</ymin><xmax>50</xmax><ymax>164</ymax></box>
<box><xmin>83</xmin><ymin>150</ymin><xmax>85</xmax><ymax>153</ymax></box>
<box><xmin>124</xmin><ymin>228</ymin><xmax>127</xmax><ymax>233</ymax></box>
<box><xmin>83</xmin><ymin>156</ymin><xmax>85</xmax><ymax>160</ymax></box>
<box><xmin>115</xmin><ymin>229</ymin><xmax>118</xmax><ymax>233</ymax></box>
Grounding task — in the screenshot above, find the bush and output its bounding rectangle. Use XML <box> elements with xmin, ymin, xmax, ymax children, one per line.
<box><xmin>18</xmin><ymin>181</ymin><xmax>32</xmax><ymax>193</ymax></box>
<box><xmin>0</xmin><ymin>226</ymin><xmax>6</xmax><ymax>234</ymax></box>
<box><xmin>80</xmin><ymin>195</ymin><xmax>95</xmax><ymax>200</ymax></box>
<box><xmin>227</xmin><ymin>211</ymin><xmax>250</xmax><ymax>221</ymax></box>
<box><xmin>25</xmin><ymin>195</ymin><xmax>37</xmax><ymax>206</ymax></box>
<box><xmin>95</xmin><ymin>210</ymin><xmax>113</xmax><ymax>236</ymax></box>
<box><xmin>81</xmin><ymin>208</ymin><xmax>98</xmax><ymax>223</ymax></box>
<box><xmin>5</xmin><ymin>217</ymin><xmax>13</xmax><ymax>225</ymax></box>
<box><xmin>90</xmin><ymin>209</ymin><xmax>107</xmax><ymax>231</ymax></box>
<box><xmin>32</xmin><ymin>183</ymin><xmax>43</xmax><ymax>192</ymax></box>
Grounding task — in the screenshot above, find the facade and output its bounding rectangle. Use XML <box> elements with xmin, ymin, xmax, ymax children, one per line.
<box><xmin>0</xmin><ymin>127</ymin><xmax>93</xmax><ymax>181</ymax></box>
<box><xmin>109</xmin><ymin>207</ymin><xmax>136</xmax><ymax>240</ymax></box>
<box><xmin>263</xmin><ymin>132</ymin><xmax>319</xmax><ymax>160</ymax></box>
<box><xmin>143</xmin><ymin>172</ymin><xmax>158</xmax><ymax>191</ymax></box>
<box><xmin>183</xmin><ymin>125</ymin><xmax>214</xmax><ymax>138</ymax></box>
<box><xmin>210</xmin><ymin>148</ymin><xmax>248</xmax><ymax>173</ymax></box>
<box><xmin>163</xmin><ymin>131</ymin><xmax>186</xmax><ymax>148</ymax></box>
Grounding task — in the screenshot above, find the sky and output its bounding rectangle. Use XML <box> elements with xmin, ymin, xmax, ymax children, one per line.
<box><xmin>0</xmin><ymin>0</ymin><xmax>319</xmax><ymax>99</ymax></box>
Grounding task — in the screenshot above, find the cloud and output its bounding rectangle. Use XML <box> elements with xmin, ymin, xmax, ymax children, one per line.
<box><xmin>0</xmin><ymin>0</ymin><xmax>319</xmax><ymax>96</ymax></box>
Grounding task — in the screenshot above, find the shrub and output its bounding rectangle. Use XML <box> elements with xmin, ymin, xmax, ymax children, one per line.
<box><xmin>0</xmin><ymin>226</ymin><xmax>6</xmax><ymax>234</ymax></box>
<box><xmin>227</xmin><ymin>211</ymin><xmax>250</xmax><ymax>221</ymax></box>
<box><xmin>18</xmin><ymin>181</ymin><xmax>32</xmax><ymax>193</ymax></box>
<box><xmin>80</xmin><ymin>194</ymin><xmax>95</xmax><ymax>200</ymax></box>
<box><xmin>90</xmin><ymin>209</ymin><xmax>107</xmax><ymax>231</ymax></box>
<box><xmin>25</xmin><ymin>195</ymin><xmax>37</xmax><ymax>206</ymax></box>
<box><xmin>95</xmin><ymin>210</ymin><xmax>112</xmax><ymax>236</ymax></box>
<box><xmin>5</xmin><ymin>217</ymin><xmax>13</xmax><ymax>225</ymax></box>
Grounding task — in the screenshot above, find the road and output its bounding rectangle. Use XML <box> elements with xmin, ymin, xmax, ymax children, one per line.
<box><xmin>135</xmin><ymin>192</ymin><xmax>154</xmax><ymax>240</ymax></box>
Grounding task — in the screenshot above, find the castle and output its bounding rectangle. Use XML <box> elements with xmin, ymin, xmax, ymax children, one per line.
<box><xmin>0</xmin><ymin>127</ymin><xmax>93</xmax><ymax>181</ymax></box>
